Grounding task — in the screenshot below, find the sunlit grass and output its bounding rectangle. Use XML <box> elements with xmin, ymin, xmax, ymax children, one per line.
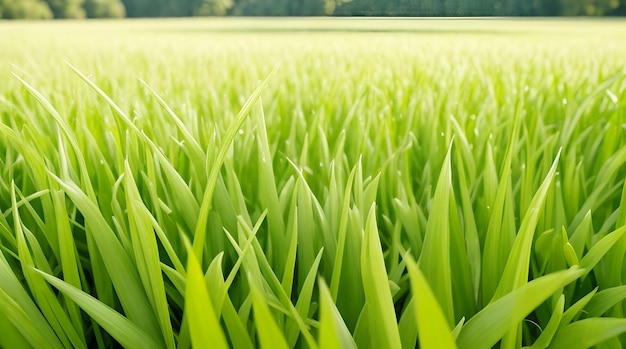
<box><xmin>1</xmin><ymin>18</ymin><xmax>626</xmax><ymax>348</ymax></box>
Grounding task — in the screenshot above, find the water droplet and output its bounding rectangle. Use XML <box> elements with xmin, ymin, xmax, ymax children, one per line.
<box><xmin>238</xmin><ymin>129</ymin><xmax>244</xmax><ymax>135</ymax></box>
<box><xmin>440</xmin><ymin>132</ymin><xmax>444</xmax><ymax>137</ymax></box>
<box><xmin>562</xmin><ymin>98</ymin><xmax>568</xmax><ymax>105</ymax></box>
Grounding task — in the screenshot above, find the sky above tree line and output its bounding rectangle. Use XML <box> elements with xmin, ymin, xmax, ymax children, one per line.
<box><xmin>1</xmin><ymin>0</ymin><xmax>625</xmax><ymax>19</ymax></box>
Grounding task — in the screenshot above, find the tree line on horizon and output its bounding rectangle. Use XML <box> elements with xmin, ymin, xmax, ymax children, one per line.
<box><xmin>1</xmin><ymin>0</ymin><xmax>625</xmax><ymax>19</ymax></box>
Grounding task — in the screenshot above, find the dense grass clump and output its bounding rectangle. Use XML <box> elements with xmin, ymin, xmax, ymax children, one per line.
<box><xmin>1</xmin><ymin>18</ymin><xmax>626</xmax><ymax>348</ymax></box>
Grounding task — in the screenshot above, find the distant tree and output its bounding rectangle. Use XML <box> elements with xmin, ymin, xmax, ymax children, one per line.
<box><xmin>559</xmin><ymin>0</ymin><xmax>620</xmax><ymax>14</ymax></box>
<box><xmin>289</xmin><ymin>0</ymin><xmax>327</xmax><ymax>15</ymax></box>
<box><xmin>0</xmin><ymin>0</ymin><xmax>53</xmax><ymax>18</ymax></box>
<box><xmin>84</xmin><ymin>0</ymin><xmax>125</xmax><ymax>17</ymax></box>
<box><xmin>194</xmin><ymin>0</ymin><xmax>233</xmax><ymax>15</ymax></box>
<box><xmin>590</xmin><ymin>0</ymin><xmax>622</xmax><ymax>14</ymax></box>
<box><xmin>44</xmin><ymin>0</ymin><xmax>85</xmax><ymax>18</ymax></box>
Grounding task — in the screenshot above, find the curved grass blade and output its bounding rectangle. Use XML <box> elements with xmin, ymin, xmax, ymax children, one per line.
<box><xmin>250</xmin><ymin>279</ymin><xmax>290</xmax><ymax>349</ymax></box>
<box><xmin>405</xmin><ymin>254</ymin><xmax>457</xmax><ymax>349</ymax></box>
<box><xmin>418</xmin><ymin>141</ymin><xmax>454</xmax><ymax>324</ymax></box>
<box><xmin>35</xmin><ymin>269</ymin><xmax>164</xmax><ymax>349</ymax></box>
<box><xmin>584</xmin><ymin>285</ymin><xmax>626</xmax><ymax>317</ymax></box>
<box><xmin>193</xmin><ymin>65</ymin><xmax>279</xmax><ymax>264</ymax></box>
<box><xmin>318</xmin><ymin>278</ymin><xmax>357</xmax><ymax>349</ymax></box>
<box><xmin>457</xmin><ymin>267</ymin><xmax>584</xmax><ymax>349</ymax></box>
<box><xmin>361</xmin><ymin>204</ymin><xmax>402</xmax><ymax>349</ymax></box>
<box><xmin>185</xmin><ymin>246</ymin><xmax>229</xmax><ymax>349</ymax></box>
<box><xmin>529</xmin><ymin>295</ymin><xmax>565</xmax><ymax>349</ymax></box>
<box><xmin>551</xmin><ymin>318</ymin><xmax>626</xmax><ymax>349</ymax></box>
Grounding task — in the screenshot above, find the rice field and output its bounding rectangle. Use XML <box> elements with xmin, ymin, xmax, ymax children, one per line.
<box><xmin>1</xmin><ymin>18</ymin><xmax>626</xmax><ymax>348</ymax></box>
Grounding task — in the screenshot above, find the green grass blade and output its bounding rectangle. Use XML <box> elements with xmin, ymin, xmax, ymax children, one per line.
<box><xmin>529</xmin><ymin>295</ymin><xmax>565</xmax><ymax>349</ymax></box>
<box><xmin>584</xmin><ymin>286</ymin><xmax>626</xmax><ymax>317</ymax></box>
<box><xmin>406</xmin><ymin>254</ymin><xmax>457</xmax><ymax>349</ymax></box>
<box><xmin>250</xmin><ymin>280</ymin><xmax>290</xmax><ymax>349</ymax></box>
<box><xmin>418</xmin><ymin>141</ymin><xmax>454</xmax><ymax>324</ymax></box>
<box><xmin>184</xmin><ymin>245</ymin><xmax>229</xmax><ymax>349</ymax></box>
<box><xmin>361</xmin><ymin>204</ymin><xmax>402</xmax><ymax>349</ymax></box>
<box><xmin>193</xmin><ymin>65</ymin><xmax>279</xmax><ymax>265</ymax></box>
<box><xmin>318</xmin><ymin>278</ymin><xmax>357</xmax><ymax>349</ymax></box>
<box><xmin>551</xmin><ymin>318</ymin><xmax>626</xmax><ymax>349</ymax></box>
<box><xmin>49</xmin><ymin>172</ymin><xmax>163</xmax><ymax>343</ymax></box>
<box><xmin>457</xmin><ymin>267</ymin><xmax>583</xmax><ymax>349</ymax></box>
<box><xmin>493</xmin><ymin>149</ymin><xmax>562</xmax><ymax>300</ymax></box>
<box><xmin>35</xmin><ymin>269</ymin><xmax>164</xmax><ymax>349</ymax></box>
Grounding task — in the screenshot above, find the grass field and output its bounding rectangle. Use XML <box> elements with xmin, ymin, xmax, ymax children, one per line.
<box><xmin>1</xmin><ymin>18</ymin><xmax>626</xmax><ymax>348</ymax></box>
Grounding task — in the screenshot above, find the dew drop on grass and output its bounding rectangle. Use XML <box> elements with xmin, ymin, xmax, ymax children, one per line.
<box><xmin>562</xmin><ymin>98</ymin><xmax>568</xmax><ymax>105</ymax></box>
<box><xmin>238</xmin><ymin>129</ymin><xmax>244</xmax><ymax>135</ymax></box>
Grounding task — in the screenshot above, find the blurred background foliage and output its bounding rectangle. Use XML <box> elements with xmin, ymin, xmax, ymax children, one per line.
<box><xmin>0</xmin><ymin>0</ymin><xmax>625</xmax><ymax>19</ymax></box>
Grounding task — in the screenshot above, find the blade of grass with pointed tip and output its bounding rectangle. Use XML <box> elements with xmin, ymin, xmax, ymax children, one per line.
<box><xmin>529</xmin><ymin>294</ymin><xmax>565</xmax><ymax>349</ymax></box>
<box><xmin>286</xmin><ymin>248</ymin><xmax>324</xmax><ymax>347</ymax></box>
<box><xmin>49</xmin><ymin>173</ymin><xmax>163</xmax><ymax>342</ymax></box>
<box><xmin>418</xmin><ymin>141</ymin><xmax>454</xmax><ymax>324</ymax></box>
<box><xmin>318</xmin><ymin>278</ymin><xmax>358</xmax><ymax>349</ymax></box>
<box><xmin>193</xmin><ymin>66</ymin><xmax>279</xmax><ymax>265</ymax></box>
<box><xmin>137</xmin><ymin>79</ymin><xmax>205</xmax><ymax>175</ymax></box>
<box><xmin>551</xmin><ymin>318</ymin><xmax>626</xmax><ymax>349</ymax></box>
<box><xmin>124</xmin><ymin>161</ymin><xmax>176</xmax><ymax>349</ymax></box>
<box><xmin>362</xmin><ymin>204</ymin><xmax>402</xmax><ymax>349</ymax></box>
<box><xmin>482</xmin><ymin>116</ymin><xmax>519</xmax><ymax>303</ymax></box>
<box><xmin>51</xmin><ymin>189</ymin><xmax>85</xmax><ymax>336</ymax></box>
<box><xmin>204</xmin><ymin>253</ymin><xmax>254</xmax><ymax>349</ymax></box>
<box><xmin>12</xmin><ymin>185</ymin><xmax>86</xmax><ymax>349</ymax></box>
<box><xmin>254</xmin><ymin>99</ymin><xmax>286</xmax><ymax>270</ymax></box>
<box><xmin>493</xmin><ymin>149</ymin><xmax>562</xmax><ymax>300</ymax></box>
<box><xmin>584</xmin><ymin>286</ymin><xmax>626</xmax><ymax>317</ymax></box>
<box><xmin>579</xmin><ymin>225</ymin><xmax>626</xmax><ymax>279</ymax></box>
<box><xmin>330</xmin><ymin>164</ymin><xmax>357</xmax><ymax>301</ymax></box>
<box><xmin>250</xmin><ymin>280</ymin><xmax>290</xmax><ymax>349</ymax></box>
<box><xmin>457</xmin><ymin>267</ymin><xmax>584</xmax><ymax>349</ymax></box>
<box><xmin>35</xmin><ymin>269</ymin><xmax>164</xmax><ymax>349</ymax></box>
<box><xmin>406</xmin><ymin>254</ymin><xmax>457</xmax><ymax>349</ymax></box>
<box><xmin>185</xmin><ymin>245</ymin><xmax>229</xmax><ymax>349</ymax></box>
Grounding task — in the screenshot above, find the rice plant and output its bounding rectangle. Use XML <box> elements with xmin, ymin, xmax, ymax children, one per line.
<box><xmin>1</xmin><ymin>18</ymin><xmax>626</xmax><ymax>348</ymax></box>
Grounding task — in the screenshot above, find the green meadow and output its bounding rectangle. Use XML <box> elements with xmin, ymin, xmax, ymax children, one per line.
<box><xmin>1</xmin><ymin>18</ymin><xmax>626</xmax><ymax>348</ymax></box>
